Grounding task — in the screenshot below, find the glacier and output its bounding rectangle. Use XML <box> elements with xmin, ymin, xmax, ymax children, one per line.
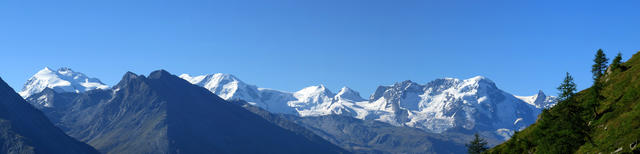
<box><xmin>179</xmin><ymin>73</ymin><xmax>557</xmax><ymax>140</ymax></box>
<box><xmin>19</xmin><ymin>67</ymin><xmax>108</xmax><ymax>100</ymax></box>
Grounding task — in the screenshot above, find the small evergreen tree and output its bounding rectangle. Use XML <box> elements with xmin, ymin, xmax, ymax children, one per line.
<box><xmin>466</xmin><ymin>133</ymin><xmax>488</xmax><ymax>154</ymax></box>
<box><xmin>611</xmin><ymin>52</ymin><xmax>623</xmax><ymax>71</ymax></box>
<box><xmin>591</xmin><ymin>49</ymin><xmax>608</xmax><ymax>80</ymax></box>
<box><xmin>557</xmin><ymin>72</ymin><xmax>577</xmax><ymax>102</ymax></box>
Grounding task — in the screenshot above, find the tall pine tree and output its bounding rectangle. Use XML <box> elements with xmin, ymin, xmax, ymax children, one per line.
<box><xmin>466</xmin><ymin>133</ymin><xmax>488</xmax><ymax>154</ymax></box>
<box><xmin>589</xmin><ymin>49</ymin><xmax>608</xmax><ymax>118</ymax></box>
<box><xmin>557</xmin><ymin>72</ymin><xmax>577</xmax><ymax>102</ymax></box>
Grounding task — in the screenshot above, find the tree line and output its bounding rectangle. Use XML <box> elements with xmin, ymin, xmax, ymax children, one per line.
<box><xmin>467</xmin><ymin>49</ymin><xmax>624</xmax><ymax>153</ymax></box>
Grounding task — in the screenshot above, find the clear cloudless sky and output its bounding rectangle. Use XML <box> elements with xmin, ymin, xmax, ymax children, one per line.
<box><xmin>1</xmin><ymin>0</ymin><xmax>639</xmax><ymax>96</ymax></box>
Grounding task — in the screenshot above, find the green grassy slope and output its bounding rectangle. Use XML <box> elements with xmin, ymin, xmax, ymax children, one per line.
<box><xmin>489</xmin><ymin>52</ymin><xmax>640</xmax><ymax>153</ymax></box>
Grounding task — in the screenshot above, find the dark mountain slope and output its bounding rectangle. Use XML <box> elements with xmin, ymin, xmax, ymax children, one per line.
<box><xmin>236</xmin><ymin>100</ymin><xmax>479</xmax><ymax>154</ymax></box>
<box><xmin>0</xmin><ymin>77</ymin><xmax>98</xmax><ymax>154</ymax></box>
<box><xmin>284</xmin><ymin>115</ymin><xmax>477</xmax><ymax>154</ymax></box>
<box><xmin>34</xmin><ymin>70</ymin><xmax>347</xmax><ymax>154</ymax></box>
<box><xmin>232</xmin><ymin>100</ymin><xmax>345</xmax><ymax>152</ymax></box>
<box><xmin>489</xmin><ymin>52</ymin><xmax>640</xmax><ymax>153</ymax></box>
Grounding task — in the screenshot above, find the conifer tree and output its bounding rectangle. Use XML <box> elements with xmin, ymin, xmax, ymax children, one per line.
<box><xmin>589</xmin><ymin>49</ymin><xmax>608</xmax><ymax>118</ymax></box>
<box><xmin>591</xmin><ymin>49</ymin><xmax>608</xmax><ymax>80</ymax></box>
<box><xmin>611</xmin><ymin>52</ymin><xmax>623</xmax><ymax>71</ymax></box>
<box><xmin>466</xmin><ymin>133</ymin><xmax>488</xmax><ymax>154</ymax></box>
<box><xmin>557</xmin><ymin>72</ymin><xmax>577</xmax><ymax>102</ymax></box>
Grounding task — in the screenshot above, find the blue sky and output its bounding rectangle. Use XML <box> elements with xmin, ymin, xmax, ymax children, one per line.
<box><xmin>1</xmin><ymin>0</ymin><xmax>639</xmax><ymax>96</ymax></box>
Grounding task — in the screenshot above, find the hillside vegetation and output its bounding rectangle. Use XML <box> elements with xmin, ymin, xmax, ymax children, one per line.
<box><xmin>489</xmin><ymin>51</ymin><xmax>640</xmax><ymax>153</ymax></box>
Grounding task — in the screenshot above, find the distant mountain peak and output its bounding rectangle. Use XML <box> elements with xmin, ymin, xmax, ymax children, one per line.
<box><xmin>43</xmin><ymin>66</ymin><xmax>53</xmax><ymax>70</ymax></box>
<box><xmin>148</xmin><ymin>69</ymin><xmax>172</xmax><ymax>79</ymax></box>
<box><xmin>179</xmin><ymin>73</ymin><xmax>256</xmax><ymax>101</ymax></box>
<box><xmin>19</xmin><ymin>67</ymin><xmax>109</xmax><ymax>98</ymax></box>
<box><xmin>215</xmin><ymin>73</ymin><xmax>240</xmax><ymax>80</ymax></box>
<box><xmin>296</xmin><ymin>84</ymin><xmax>333</xmax><ymax>96</ymax></box>
<box><xmin>335</xmin><ymin>86</ymin><xmax>365</xmax><ymax>102</ymax></box>
<box><xmin>396</xmin><ymin>80</ymin><xmax>418</xmax><ymax>87</ymax></box>
<box><xmin>464</xmin><ymin>75</ymin><xmax>497</xmax><ymax>88</ymax></box>
<box><xmin>337</xmin><ymin>86</ymin><xmax>355</xmax><ymax>93</ymax></box>
<box><xmin>123</xmin><ymin>71</ymin><xmax>139</xmax><ymax>78</ymax></box>
<box><xmin>514</xmin><ymin>90</ymin><xmax>557</xmax><ymax>109</ymax></box>
<box><xmin>468</xmin><ymin>75</ymin><xmax>488</xmax><ymax>81</ymax></box>
<box><xmin>180</xmin><ymin>73</ymin><xmax>244</xmax><ymax>86</ymax></box>
<box><xmin>114</xmin><ymin>71</ymin><xmax>146</xmax><ymax>89</ymax></box>
<box><xmin>356</xmin><ymin>76</ymin><xmax>551</xmax><ymax>138</ymax></box>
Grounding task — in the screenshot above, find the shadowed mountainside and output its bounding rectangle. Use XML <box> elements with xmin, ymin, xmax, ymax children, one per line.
<box><xmin>26</xmin><ymin>70</ymin><xmax>347</xmax><ymax>154</ymax></box>
<box><xmin>0</xmin><ymin>77</ymin><xmax>98</xmax><ymax>154</ymax></box>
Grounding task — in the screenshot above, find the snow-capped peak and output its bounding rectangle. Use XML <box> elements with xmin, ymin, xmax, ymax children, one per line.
<box><xmin>19</xmin><ymin>67</ymin><xmax>109</xmax><ymax>98</ymax></box>
<box><xmin>515</xmin><ymin>90</ymin><xmax>557</xmax><ymax>109</ymax></box>
<box><xmin>294</xmin><ymin>84</ymin><xmax>334</xmax><ymax>100</ymax></box>
<box><xmin>335</xmin><ymin>86</ymin><xmax>365</xmax><ymax>101</ymax></box>
<box><xmin>467</xmin><ymin>75</ymin><xmax>490</xmax><ymax>82</ymax></box>
<box><xmin>462</xmin><ymin>75</ymin><xmax>497</xmax><ymax>89</ymax></box>
<box><xmin>180</xmin><ymin>73</ymin><xmax>241</xmax><ymax>86</ymax></box>
<box><xmin>179</xmin><ymin>73</ymin><xmax>258</xmax><ymax>101</ymax></box>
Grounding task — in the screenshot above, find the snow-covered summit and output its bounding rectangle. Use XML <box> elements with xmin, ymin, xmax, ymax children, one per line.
<box><xmin>335</xmin><ymin>86</ymin><xmax>365</xmax><ymax>102</ymax></box>
<box><xmin>179</xmin><ymin>74</ymin><xmax>359</xmax><ymax>116</ymax></box>
<box><xmin>358</xmin><ymin>76</ymin><xmax>554</xmax><ymax>140</ymax></box>
<box><xmin>19</xmin><ymin>67</ymin><xmax>109</xmax><ymax>98</ymax></box>
<box><xmin>293</xmin><ymin>85</ymin><xmax>334</xmax><ymax>103</ymax></box>
<box><xmin>179</xmin><ymin>73</ymin><xmax>259</xmax><ymax>101</ymax></box>
<box><xmin>180</xmin><ymin>73</ymin><xmax>557</xmax><ymax>140</ymax></box>
<box><xmin>515</xmin><ymin>90</ymin><xmax>557</xmax><ymax>109</ymax></box>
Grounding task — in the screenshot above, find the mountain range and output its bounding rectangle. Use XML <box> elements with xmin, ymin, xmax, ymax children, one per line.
<box><xmin>21</xmin><ymin>68</ymin><xmax>556</xmax><ymax>141</ymax></box>
<box><xmin>19</xmin><ymin>70</ymin><xmax>346</xmax><ymax>154</ymax></box>
<box><xmin>16</xmin><ymin>67</ymin><xmax>558</xmax><ymax>153</ymax></box>
<box><xmin>179</xmin><ymin>73</ymin><xmax>557</xmax><ymax>140</ymax></box>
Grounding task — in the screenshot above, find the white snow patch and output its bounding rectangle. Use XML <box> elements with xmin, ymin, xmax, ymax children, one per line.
<box><xmin>19</xmin><ymin>67</ymin><xmax>109</xmax><ymax>98</ymax></box>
